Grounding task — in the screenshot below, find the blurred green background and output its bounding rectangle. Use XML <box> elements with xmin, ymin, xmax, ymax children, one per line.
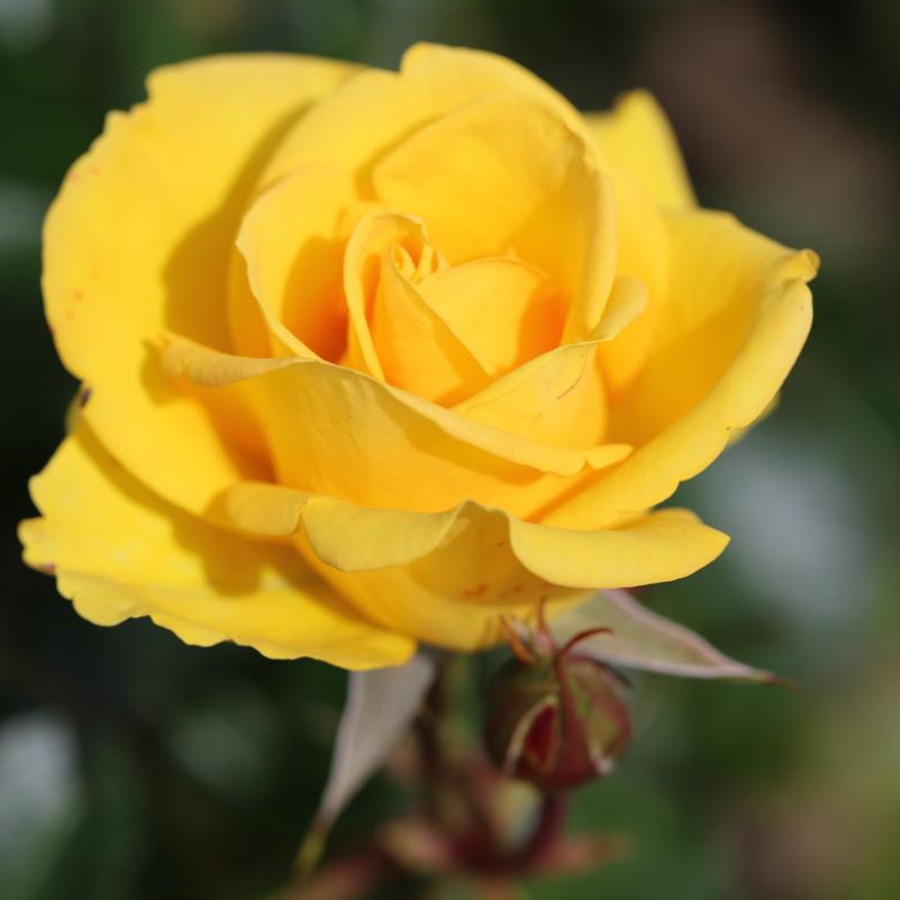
<box><xmin>2</xmin><ymin>1</ymin><xmax>899</xmax><ymax>898</ymax></box>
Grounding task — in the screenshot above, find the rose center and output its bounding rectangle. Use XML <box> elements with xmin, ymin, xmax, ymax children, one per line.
<box><xmin>340</xmin><ymin>209</ymin><xmax>565</xmax><ymax>405</ymax></box>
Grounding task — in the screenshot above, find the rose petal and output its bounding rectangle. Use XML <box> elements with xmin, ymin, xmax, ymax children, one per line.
<box><xmin>236</xmin><ymin>164</ymin><xmax>359</xmax><ymax>360</ymax></box>
<box><xmin>19</xmin><ymin>425</ymin><xmax>415</xmax><ymax>668</ymax></box>
<box><xmin>452</xmin><ymin>276</ymin><xmax>647</xmax><ymax>448</ymax></box>
<box><xmin>256</xmin><ymin>42</ymin><xmax>586</xmax><ymax>194</ymax></box>
<box><xmin>400</xmin><ymin>42</ymin><xmax>586</xmax><ymax>133</ymax></box>
<box><xmin>400</xmin><ymin>48</ymin><xmax>673</xmax><ymax>388</ymax></box>
<box><xmin>372</xmin><ymin>91</ymin><xmax>617</xmax><ymax>343</ymax></box>
<box><xmin>341</xmin><ymin>211</ymin><xmax>493</xmax><ymax>399</ymax></box>
<box><xmin>547</xmin><ymin>211</ymin><xmax>818</xmax><ymax>530</ymax></box>
<box><xmin>593</xmin><ymin>167</ymin><xmax>671</xmax><ymax>396</ymax></box>
<box><xmin>585</xmin><ymin>90</ymin><xmax>696</xmax><ymax>211</ymax></box>
<box><xmin>417</xmin><ymin>257</ymin><xmax>562</xmax><ymax>377</ymax></box>
<box><xmin>163</xmin><ymin>338</ymin><xmax>633</xmax><ymax>518</ymax></box>
<box><xmin>44</xmin><ymin>55</ymin><xmax>357</xmax><ymax>521</ymax></box>
<box><xmin>222</xmin><ymin>482</ymin><xmax>727</xmax><ymax>650</ymax></box>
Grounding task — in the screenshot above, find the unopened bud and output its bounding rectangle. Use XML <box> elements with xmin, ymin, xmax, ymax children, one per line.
<box><xmin>485</xmin><ymin>618</ymin><xmax>630</xmax><ymax>791</ymax></box>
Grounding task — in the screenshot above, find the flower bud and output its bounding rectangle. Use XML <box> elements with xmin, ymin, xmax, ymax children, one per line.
<box><xmin>484</xmin><ymin>631</ymin><xmax>630</xmax><ymax>791</ymax></box>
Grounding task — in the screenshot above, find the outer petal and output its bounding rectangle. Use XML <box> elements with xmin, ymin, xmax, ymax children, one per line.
<box><xmin>255</xmin><ymin>42</ymin><xmax>585</xmax><ymax>194</ymax></box>
<box><xmin>399</xmin><ymin>43</ymin><xmax>585</xmax><ymax>129</ymax></box>
<box><xmin>222</xmin><ymin>482</ymin><xmax>728</xmax><ymax>650</ymax></box>
<box><xmin>164</xmin><ymin>339</ymin><xmax>631</xmax><ymax>519</ymax></box>
<box><xmin>547</xmin><ymin>211</ymin><xmax>818</xmax><ymax>529</ymax></box>
<box><xmin>585</xmin><ymin>90</ymin><xmax>696</xmax><ymax>210</ymax></box>
<box><xmin>20</xmin><ymin>426</ymin><xmax>414</xmax><ymax>669</ymax></box>
<box><xmin>593</xmin><ymin>166</ymin><xmax>671</xmax><ymax>396</ymax></box>
<box><xmin>43</xmin><ymin>55</ymin><xmax>357</xmax><ymax>520</ymax></box>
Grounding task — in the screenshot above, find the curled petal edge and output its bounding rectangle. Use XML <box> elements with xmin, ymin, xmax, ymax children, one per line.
<box><xmin>162</xmin><ymin>337</ymin><xmax>634</xmax><ymax>477</ymax></box>
<box><xmin>224</xmin><ymin>480</ymin><xmax>730</xmax><ymax>592</ymax></box>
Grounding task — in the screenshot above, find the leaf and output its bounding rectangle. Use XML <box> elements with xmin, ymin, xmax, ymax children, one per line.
<box><xmin>550</xmin><ymin>590</ymin><xmax>783</xmax><ymax>682</ymax></box>
<box><xmin>300</xmin><ymin>652</ymin><xmax>438</xmax><ymax>872</ymax></box>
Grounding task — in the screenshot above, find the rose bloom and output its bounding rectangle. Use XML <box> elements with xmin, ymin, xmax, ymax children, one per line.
<box><xmin>20</xmin><ymin>45</ymin><xmax>817</xmax><ymax>670</ymax></box>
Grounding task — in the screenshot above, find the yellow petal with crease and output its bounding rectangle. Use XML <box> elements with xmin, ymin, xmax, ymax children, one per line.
<box><xmin>546</xmin><ymin>211</ymin><xmax>817</xmax><ymax>529</ymax></box>
<box><xmin>237</xmin><ymin>165</ymin><xmax>360</xmax><ymax>360</ymax></box>
<box><xmin>341</xmin><ymin>211</ymin><xmax>426</xmax><ymax>379</ymax></box>
<box><xmin>372</xmin><ymin>91</ymin><xmax>617</xmax><ymax>342</ymax></box>
<box><xmin>20</xmin><ymin>426</ymin><xmax>415</xmax><ymax>669</ymax></box>
<box><xmin>257</xmin><ymin>43</ymin><xmax>584</xmax><ymax>195</ymax></box>
<box><xmin>400</xmin><ymin>45</ymin><xmax>671</xmax><ymax>362</ymax></box>
<box><xmin>456</xmin><ymin>340</ymin><xmax>606</xmax><ymax>448</ymax></box>
<box><xmin>223</xmin><ymin>482</ymin><xmax>727</xmax><ymax>650</ymax></box>
<box><xmin>400</xmin><ymin>43</ymin><xmax>586</xmax><ymax>132</ymax></box>
<box><xmin>257</xmin><ymin>68</ymin><xmax>425</xmax><ymax>194</ymax></box>
<box><xmin>585</xmin><ymin>90</ymin><xmax>696</xmax><ymax>210</ymax></box>
<box><xmin>453</xmin><ymin>275</ymin><xmax>646</xmax><ymax>448</ymax></box>
<box><xmin>508</xmin><ymin>508</ymin><xmax>727</xmax><ymax>588</ymax></box>
<box><xmin>369</xmin><ymin>231</ymin><xmax>493</xmax><ymax>404</ymax></box>
<box><xmin>44</xmin><ymin>55</ymin><xmax>357</xmax><ymax>520</ymax></box>
<box><xmin>594</xmin><ymin>165</ymin><xmax>671</xmax><ymax>395</ymax></box>
<box><xmin>418</xmin><ymin>257</ymin><xmax>562</xmax><ymax>377</ymax></box>
<box><xmin>164</xmin><ymin>338</ymin><xmax>624</xmax><ymax>519</ymax></box>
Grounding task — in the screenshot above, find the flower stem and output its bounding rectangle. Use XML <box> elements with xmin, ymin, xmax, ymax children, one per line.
<box><xmin>508</xmin><ymin>793</ymin><xmax>568</xmax><ymax>873</ymax></box>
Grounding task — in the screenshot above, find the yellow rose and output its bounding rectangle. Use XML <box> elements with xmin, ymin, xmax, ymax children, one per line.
<box><xmin>20</xmin><ymin>45</ymin><xmax>817</xmax><ymax>670</ymax></box>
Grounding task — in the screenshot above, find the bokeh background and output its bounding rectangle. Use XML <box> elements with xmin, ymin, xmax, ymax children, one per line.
<box><xmin>2</xmin><ymin>1</ymin><xmax>899</xmax><ymax>898</ymax></box>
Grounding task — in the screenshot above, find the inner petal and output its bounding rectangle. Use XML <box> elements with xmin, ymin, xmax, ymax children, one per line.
<box><xmin>372</xmin><ymin>90</ymin><xmax>617</xmax><ymax>342</ymax></box>
<box><xmin>417</xmin><ymin>257</ymin><xmax>563</xmax><ymax>375</ymax></box>
<box><xmin>236</xmin><ymin>165</ymin><xmax>359</xmax><ymax>361</ymax></box>
<box><xmin>343</xmin><ymin>212</ymin><xmax>492</xmax><ymax>404</ymax></box>
<box><xmin>452</xmin><ymin>276</ymin><xmax>647</xmax><ymax>452</ymax></box>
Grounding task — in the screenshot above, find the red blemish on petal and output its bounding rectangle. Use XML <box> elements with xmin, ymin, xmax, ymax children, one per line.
<box><xmin>462</xmin><ymin>582</ymin><xmax>490</xmax><ymax>598</ymax></box>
